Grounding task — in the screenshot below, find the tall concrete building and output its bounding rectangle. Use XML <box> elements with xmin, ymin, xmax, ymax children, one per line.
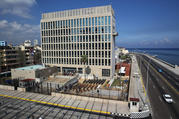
<box><xmin>41</xmin><ymin>5</ymin><xmax>117</xmax><ymax>78</ymax></box>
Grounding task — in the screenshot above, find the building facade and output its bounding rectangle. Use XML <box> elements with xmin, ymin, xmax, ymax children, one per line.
<box><xmin>0</xmin><ymin>46</ymin><xmax>19</xmax><ymax>73</ymax></box>
<box><xmin>0</xmin><ymin>41</ymin><xmax>7</xmax><ymax>46</ymax></box>
<box><xmin>41</xmin><ymin>5</ymin><xmax>117</xmax><ymax>78</ymax></box>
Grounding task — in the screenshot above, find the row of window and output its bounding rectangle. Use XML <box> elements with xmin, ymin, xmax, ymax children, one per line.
<box><xmin>42</xmin><ymin>51</ymin><xmax>111</xmax><ymax>58</ymax></box>
<box><xmin>42</xmin><ymin>35</ymin><xmax>111</xmax><ymax>43</ymax></box>
<box><xmin>42</xmin><ymin>43</ymin><xmax>111</xmax><ymax>50</ymax></box>
<box><xmin>42</xmin><ymin>58</ymin><xmax>111</xmax><ymax>66</ymax></box>
<box><xmin>41</xmin><ymin>16</ymin><xmax>111</xmax><ymax>29</ymax></box>
<box><xmin>41</xmin><ymin>26</ymin><xmax>111</xmax><ymax>36</ymax></box>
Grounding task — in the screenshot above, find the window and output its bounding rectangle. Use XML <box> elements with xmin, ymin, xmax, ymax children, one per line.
<box><xmin>89</xmin><ymin>17</ymin><xmax>91</xmax><ymax>26</ymax></box>
<box><xmin>132</xmin><ymin>102</ymin><xmax>137</xmax><ymax>106</ymax></box>
<box><xmin>74</xmin><ymin>19</ymin><xmax>76</xmax><ymax>27</ymax></box>
<box><xmin>98</xmin><ymin>17</ymin><xmax>101</xmax><ymax>25</ymax></box>
<box><xmin>95</xmin><ymin>17</ymin><xmax>97</xmax><ymax>26</ymax></box>
<box><xmin>108</xmin><ymin>16</ymin><xmax>111</xmax><ymax>25</ymax></box>
<box><xmin>86</xmin><ymin>18</ymin><xmax>88</xmax><ymax>26</ymax></box>
<box><xmin>92</xmin><ymin>17</ymin><xmax>94</xmax><ymax>26</ymax></box>
<box><xmin>101</xmin><ymin>16</ymin><xmax>104</xmax><ymax>25</ymax></box>
<box><xmin>80</xmin><ymin>18</ymin><xmax>82</xmax><ymax>26</ymax></box>
<box><xmin>102</xmin><ymin>69</ymin><xmax>110</xmax><ymax>77</ymax></box>
<box><xmin>71</xmin><ymin>19</ymin><xmax>73</xmax><ymax>27</ymax></box>
<box><xmin>105</xmin><ymin>16</ymin><xmax>107</xmax><ymax>25</ymax></box>
<box><xmin>83</xmin><ymin>18</ymin><xmax>85</xmax><ymax>27</ymax></box>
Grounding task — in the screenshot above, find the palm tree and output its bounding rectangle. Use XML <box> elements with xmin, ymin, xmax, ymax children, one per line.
<box><xmin>81</xmin><ymin>55</ymin><xmax>88</xmax><ymax>78</ymax></box>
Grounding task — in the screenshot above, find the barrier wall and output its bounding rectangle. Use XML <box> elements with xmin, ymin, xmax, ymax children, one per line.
<box><xmin>17</xmin><ymin>87</ymin><xmax>26</xmax><ymax>92</ymax></box>
<box><xmin>0</xmin><ymin>85</ymin><xmax>14</xmax><ymax>90</ymax></box>
<box><xmin>130</xmin><ymin>110</ymin><xmax>151</xmax><ymax>118</ymax></box>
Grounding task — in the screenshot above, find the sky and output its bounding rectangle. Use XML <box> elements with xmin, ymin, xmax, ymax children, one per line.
<box><xmin>0</xmin><ymin>0</ymin><xmax>179</xmax><ymax>48</ymax></box>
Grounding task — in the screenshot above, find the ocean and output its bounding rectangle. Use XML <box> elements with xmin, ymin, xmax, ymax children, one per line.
<box><xmin>127</xmin><ymin>48</ymin><xmax>179</xmax><ymax>66</ymax></box>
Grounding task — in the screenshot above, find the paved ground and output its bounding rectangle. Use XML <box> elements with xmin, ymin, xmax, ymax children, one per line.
<box><xmin>129</xmin><ymin>54</ymin><xmax>150</xmax><ymax>111</ymax></box>
<box><xmin>136</xmin><ymin>54</ymin><xmax>179</xmax><ymax>119</ymax></box>
<box><xmin>0</xmin><ymin>89</ymin><xmax>130</xmax><ymax>119</ymax></box>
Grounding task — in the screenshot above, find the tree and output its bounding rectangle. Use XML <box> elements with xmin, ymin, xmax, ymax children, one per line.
<box><xmin>81</xmin><ymin>55</ymin><xmax>88</xmax><ymax>78</ymax></box>
<box><xmin>81</xmin><ymin>55</ymin><xmax>88</xmax><ymax>65</ymax></box>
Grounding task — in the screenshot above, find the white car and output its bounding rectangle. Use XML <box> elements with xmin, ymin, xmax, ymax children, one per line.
<box><xmin>163</xmin><ymin>94</ymin><xmax>173</xmax><ymax>103</ymax></box>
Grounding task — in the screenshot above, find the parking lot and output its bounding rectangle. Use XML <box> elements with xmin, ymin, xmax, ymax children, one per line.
<box><xmin>0</xmin><ymin>89</ymin><xmax>129</xmax><ymax>119</ymax></box>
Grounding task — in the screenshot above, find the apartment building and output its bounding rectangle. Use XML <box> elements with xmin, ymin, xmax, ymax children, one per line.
<box><xmin>0</xmin><ymin>46</ymin><xmax>19</xmax><ymax>73</ymax></box>
<box><xmin>41</xmin><ymin>5</ymin><xmax>117</xmax><ymax>78</ymax></box>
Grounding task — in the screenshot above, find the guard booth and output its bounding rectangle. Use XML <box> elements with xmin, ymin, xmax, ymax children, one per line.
<box><xmin>129</xmin><ymin>98</ymin><xmax>140</xmax><ymax>112</ymax></box>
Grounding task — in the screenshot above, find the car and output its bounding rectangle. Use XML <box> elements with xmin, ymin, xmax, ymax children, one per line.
<box><xmin>158</xmin><ymin>69</ymin><xmax>162</xmax><ymax>73</ymax></box>
<box><xmin>163</xmin><ymin>94</ymin><xmax>173</xmax><ymax>103</ymax></box>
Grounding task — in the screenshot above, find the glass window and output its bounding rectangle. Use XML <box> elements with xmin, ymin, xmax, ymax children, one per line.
<box><xmin>68</xmin><ymin>20</ymin><xmax>70</xmax><ymax>28</ymax></box>
<box><xmin>95</xmin><ymin>17</ymin><xmax>97</xmax><ymax>26</ymax></box>
<box><xmin>80</xmin><ymin>18</ymin><xmax>82</xmax><ymax>27</ymax></box>
<box><xmin>108</xmin><ymin>16</ymin><xmax>111</xmax><ymax>25</ymax></box>
<box><xmin>105</xmin><ymin>16</ymin><xmax>107</xmax><ymax>25</ymax></box>
<box><xmin>77</xmin><ymin>19</ymin><xmax>79</xmax><ymax>27</ymax></box>
<box><xmin>102</xmin><ymin>69</ymin><xmax>110</xmax><ymax>77</ymax></box>
<box><xmin>71</xmin><ymin>19</ymin><xmax>73</xmax><ymax>27</ymax></box>
<box><xmin>74</xmin><ymin>19</ymin><xmax>76</xmax><ymax>27</ymax></box>
<box><xmin>92</xmin><ymin>17</ymin><xmax>94</xmax><ymax>26</ymax></box>
<box><xmin>109</xmin><ymin>26</ymin><xmax>111</xmax><ymax>33</ymax></box>
<box><xmin>86</xmin><ymin>18</ymin><xmax>88</xmax><ymax>26</ymax></box>
<box><xmin>101</xmin><ymin>16</ymin><xmax>104</xmax><ymax>25</ymax></box>
<box><xmin>109</xmin><ymin>34</ymin><xmax>111</xmax><ymax>41</ymax></box>
<box><xmin>83</xmin><ymin>18</ymin><xmax>85</xmax><ymax>27</ymax></box>
<box><xmin>89</xmin><ymin>17</ymin><xmax>91</xmax><ymax>26</ymax></box>
<box><xmin>98</xmin><ymin>17</ymin><xmax>101</xmax><ymax>25</ymax></box>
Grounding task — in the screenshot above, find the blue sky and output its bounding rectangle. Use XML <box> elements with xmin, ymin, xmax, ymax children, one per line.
<box><xmin>0</xmin><ymin>0</ymin><xmax>178</xmax><ymax>48</ymax></box>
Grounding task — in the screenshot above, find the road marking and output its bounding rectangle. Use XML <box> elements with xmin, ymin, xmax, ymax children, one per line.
<box><xmin>162</xmin><ymin>86</ymin><xmax>165</xmax><ymax>90</ymax></box>
<box><xmin>142</xmin><ymin>58</ymin><xmax>179</xmax><ymax>95</ymax></box>
<box><xmin>159</xmin><ymin>96</ymin><xmax>162</xmax><ymax>102</ymax></box>
<box><xmin>0</xmin><ymin>93</ymin><xmax>111</xmax><ymax>115</ymax></box>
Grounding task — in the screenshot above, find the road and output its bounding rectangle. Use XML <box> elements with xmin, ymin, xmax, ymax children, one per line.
<box><xmin>136</xmin><ymin>54</ymin><xmax>179</xmax><ymax>119</ymax></box>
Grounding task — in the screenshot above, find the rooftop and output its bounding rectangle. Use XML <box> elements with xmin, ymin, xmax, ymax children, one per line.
<box><xmin>16</xmin><ymin>65</ymin><xmax>45</xmax><ymax>70</ymax></box>
<box><xmin>41</xmin><ymin>5</ymin><xmax>114</xmax><ymax>20</ymax></box>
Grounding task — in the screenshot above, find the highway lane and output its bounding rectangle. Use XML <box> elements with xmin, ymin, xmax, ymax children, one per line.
<box><xmin>142</xmin><ymin>55</ymin><xmax>179</xmax><ymax>92</ymax></box>
<box><xmin>136</xmin><ymin>54</ymin><xmax>179</xmax><ymax>119</ymax></box>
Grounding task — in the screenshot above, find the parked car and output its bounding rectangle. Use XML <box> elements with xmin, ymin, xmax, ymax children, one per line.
<box><xmin>163</xmin><ymin>94</ymin><xmax>173</xmax><ymax>103</ymax></box>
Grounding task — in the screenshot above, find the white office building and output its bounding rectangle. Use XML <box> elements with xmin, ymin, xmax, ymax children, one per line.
<box><xmin>41</xmin><ymin>5</ymin><xmax>117</xmax><ymax>79</ymax></box>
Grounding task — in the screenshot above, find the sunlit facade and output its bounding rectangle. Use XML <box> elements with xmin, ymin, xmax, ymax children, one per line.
<box><xmin>41</xmin><ymin>5</ymin><xmax>117</xmax><ymax>78</ymax></box>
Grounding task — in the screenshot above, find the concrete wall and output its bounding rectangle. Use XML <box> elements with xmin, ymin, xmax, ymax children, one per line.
<box><xmin>0</xmin><ymin>85</ymin><xmax>14</xmax><ymax>90</ymax></box>
<box><xmin>49</xmin><ymin>64</ymin><xmax>112</xmax><ymax>79</ymax></box>
<box><xmin>11</xmin><ymin>69</ymin><xmax>36</xmax><ymax>80</ymax></box>
<box><xmin>11</xmin><ymin>66</ymin><xmax>58</xmax><ymax>82</ymax></box>
<box><xmin>17</xmin><ymin>87</ymin><xmax>26</xmax><ymax>92</ymax></box>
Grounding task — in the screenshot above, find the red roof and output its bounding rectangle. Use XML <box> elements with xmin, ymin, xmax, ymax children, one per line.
<box><xmin>115</xmin><ymin>63</ymin><xmax>131</xmax><ymax>76</ymax></box>
<box><xmin>21</xmin><ymin>79</ymin><xmax>35</xmax><ymax>82</ymax></box>
<box><xmin>130</xmin><ymin>98</ymin><xmax>140</xmax><ymax>102</ymax></box>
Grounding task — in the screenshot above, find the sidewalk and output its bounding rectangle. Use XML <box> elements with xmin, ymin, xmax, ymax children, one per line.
<box><xmin>130</xmin><ymin>54</ymin><xmax>151</xmax><ymax>111</ymax></box>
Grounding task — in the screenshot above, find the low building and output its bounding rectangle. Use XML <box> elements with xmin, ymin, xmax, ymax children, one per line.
<box><xmin>0</xmin><ymin>41</ymin><xmax>7</xmax><ymax>46</ymax></box>
<box><xmin>11</xmin><ymin>65</ymin><xmax>58</xmax><ymax>82</ymax></box>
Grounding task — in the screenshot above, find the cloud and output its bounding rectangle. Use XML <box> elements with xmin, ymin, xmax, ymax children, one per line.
<box><xmin>0</xmin><ymin>0</ymin><xmax>36</xmax><ymax>18</ymax></box>
<box><xmin>0</xmin><ymin>19</ymin><xmax>40</xmax><ymax>45</ymax></box>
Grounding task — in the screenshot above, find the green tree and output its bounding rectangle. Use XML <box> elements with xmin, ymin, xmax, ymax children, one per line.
<box><xmin>81</xmin><ymin>55</ymin><xmax>88</xmax><ymax>78</ymax></box>
<box><xmin>81</xmin><ymin>55</ymin><xmax>88</xmax><ymax>65</ymax></box>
